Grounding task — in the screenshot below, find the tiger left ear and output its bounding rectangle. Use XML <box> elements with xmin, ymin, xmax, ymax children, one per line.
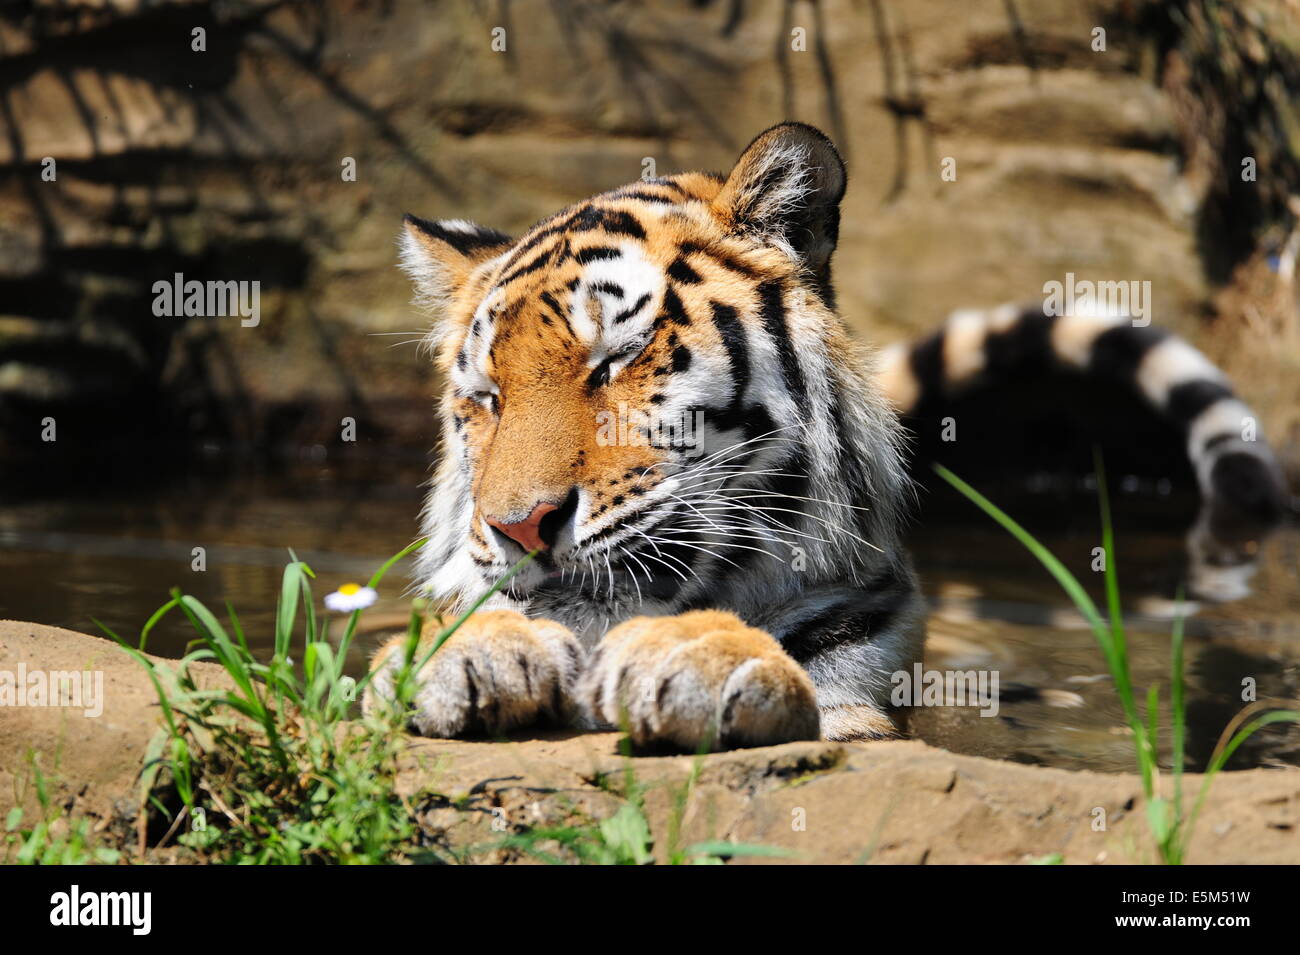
<box><xmin>399</xmin><ymin>214</ymin><xmax>514</xmax><ymax>307</ymax></box>
<box><xmin>713</xmin><ymin>122</ymin><xmax>846</xmax><ymax>278</ymax></box>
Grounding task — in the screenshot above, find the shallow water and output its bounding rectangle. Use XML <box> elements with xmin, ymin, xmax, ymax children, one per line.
<box><xmin>1</xmin><ymin>463</ymin><xmax>1296</xmax><ymax>773</ymax></box>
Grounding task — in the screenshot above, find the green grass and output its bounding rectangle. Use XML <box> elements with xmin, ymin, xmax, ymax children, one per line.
<box><xmin>4</xmin><ymin>752</ymin><xmax>122</xmax><ymax>865</ymax></box>
<box><xmin>96</xmin><ymin>541</ymin><xmax>780</xmax><ymax>864</ymax></box>
<box><xmin>98</xmin><ymin>537</ymin><xmax>543</xmax><ymax>864</ymax></box>
<box><xmin>935</xmin><ymin>456</ymin><xmax>1300</xmax><ymax>864</ymax></box>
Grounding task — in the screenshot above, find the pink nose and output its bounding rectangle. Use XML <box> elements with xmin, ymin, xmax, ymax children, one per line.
<box><xmin>486</xmin><ymin>502</ymin><xmax>558</xmax><ymax>552</ymax></box>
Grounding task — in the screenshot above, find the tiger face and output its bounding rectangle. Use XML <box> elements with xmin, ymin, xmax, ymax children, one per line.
<box><xmin>402</xmin><ymin>124</ymin><xmax>908</xmax><ymax>636</ymax></box>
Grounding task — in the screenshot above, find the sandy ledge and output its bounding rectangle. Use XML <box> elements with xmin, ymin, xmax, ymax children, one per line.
<box><xmin>2</xmin><ymin>619</ymin><xmax>1297</xmax><ymax>864</ymax></box>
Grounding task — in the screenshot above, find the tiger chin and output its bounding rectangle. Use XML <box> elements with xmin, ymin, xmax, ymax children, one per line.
<box><xmin>362</xmin><ymin>122</ymin><xmax>1283</xmax><ymax>751</ymax></box>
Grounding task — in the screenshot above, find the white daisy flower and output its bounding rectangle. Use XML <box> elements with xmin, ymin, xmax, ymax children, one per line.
<box><xmin>324</xmin><ymin>583</ymin><xmax>378</xmax><ymax>613</ymax></box>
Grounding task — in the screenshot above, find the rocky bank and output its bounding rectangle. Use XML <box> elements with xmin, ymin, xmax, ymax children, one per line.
<box><xmin>3</xmin><ymin>619</ymin><xmax>1298</xmax><ymax>864</ymax></box>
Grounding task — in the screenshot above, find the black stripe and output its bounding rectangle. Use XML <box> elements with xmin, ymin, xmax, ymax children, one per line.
<box><xmin>757</xmin><ymin>281</ymin><xmax>806</xmax><ymax>404</ymax></box>
<box><xmin>463</xmin><ymin>660</ymin><xmax>482</xmax><ymax>728</ymax></box>
<box><xmin>600</xmin><ymin>210</ymin><xmax>647</xmax><ymax>239</ymax></box>
<box><xmin>906</xmin><ymin>331</ymin><xmax>945</xmax><ymax>415</ymax></box>
<box><xmin>982</xmin><ymin>307</ymin><xmax>1059</xmax><ymax>378</ymax></box>
<box><xmin>778</xmin><ymin>578</ymin><xmax>915</xmax><ymax>665</ymax></box>
<box><xmin>610</xmin><ymin>189</ymin><xmax>677</xmax><ymax>204</ymax></box>
<box><xmin>538</xmin><ymin>290</ymin><xmax>574</xmax><ymax>338</ymax></box>
<box><xmin>1165</xmin><ymin>380</ymin><xmax>1234</xmax><ymax>426</ymax></box>
<box><xmin>494</xmin><ymin>299</ymin><xmax>523</xmax><ymax>326</ymax></box>
<box><xmin>586</xmin><ymin>357</ymin><xmax>614</xmax><ymax>391</ymax></box>
<box><xmin>578</xmin><ymin>508</ymin><xmax>668</xmax><ymax>550</ymax></box>
<box><xmin>825</xmin><ymin>391</ymin><xmax>876</xmax><ymax>547</ymax></box>
<box><xmin>611</xmin><ymin>293</ymin><xmax>652</xmax><ymax>325</ymax></box>
<box><xmin>576</xmin><ymin>246</ymin><xmax>621</xmax><ymax>265</ymax></box>
<box><xmin>504</xmin><ymin>228</ymin><xmax>560</xmax><ymax>268</ymax></box>
<box><xmin>766</xmin><ymin>446</ymin><xmax>810</xmax><ymax>510</ymax></box>
<box><xmin>741</xmin><ymin>403</ymin><xmax>777</xmax><ymax>443</ymax></box>
<box><xmin>702</xmin><ymin>402</ymin><xmax>777</xmax><ymax>449</ymax></box>
<box><xmin>569</xmin><ymin>205</ymin><xmax>603</xmax><ymax>231</ymax></box>
<box><xmin>1203</xmin><ymin>432</ymin><xmax>1237</xmax><ymax>453</ymax></box>
<box><xmin>656</xmin><ymin>285</ymin><xmax>691</xmax><ymax>327</ymax></box>
<box><xmin>645</xmin><ymin>177</ymin><xmax>688</xmax><ymax>195</ymax></box>
<box><xmin>1087</xmin><ymin>324</ymin><xmax>1171</xmax><ymax>382</ymax></box>
<box><xmin>498</xmin><ymin>206</ymin><xmax>584</xmax><ymax>271</ymax></box>
<box><xmin>496</xmin><ymin>247</ymin><xmax>555</xmax><ymax>287</ymax></box>
<box><xmin>667</xmin><ymin>257</ymin><xmax>702</xmax><ymax>284</ymax></box>
<box><xmin>710</xmin><ymin>301</ymin><xmax>750</xmax><ymax>409</ymax></box>
<box><xmin>404</xmin><ymin>214</ymin><xmax>510</xmax><ymax>257</ymax></box>
<box><xmin>679</xmin><ymin>241</ymin><xmax>759</xmax><ymax>278</ymax></box>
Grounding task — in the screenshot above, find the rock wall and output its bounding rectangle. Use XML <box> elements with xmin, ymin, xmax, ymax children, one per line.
<box><xmin>0</xmin><ymin>0</ymin><xmax>1296</xmax><ymax>463</ymax></box>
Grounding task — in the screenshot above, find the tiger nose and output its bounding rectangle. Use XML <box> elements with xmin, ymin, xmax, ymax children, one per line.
<box><xmin>486</xmin><ymin>502</ymin><xmax>559</xmax><ymax>553</ymax></box>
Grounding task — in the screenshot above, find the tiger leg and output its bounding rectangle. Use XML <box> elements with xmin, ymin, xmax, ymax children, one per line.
<box><xmin>577</xmin><ymin>610</ymin><xmax>821</xmax><ymax>751</ymax></box>
<box><xmin>767</xmin><ymin>574</ymin><xmax>928</xmax><ymax>742</ymax></box>
<box><xmin>362</xmin><ymin>609</ymin><xmax>585</xmax><ymax>737</ymax></box>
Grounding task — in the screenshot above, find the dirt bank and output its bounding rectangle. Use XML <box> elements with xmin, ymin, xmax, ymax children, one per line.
<box><xmin>2</xmin><ymin>620</ymin><xmax>1297</xmax><ymax>864</ymax></box>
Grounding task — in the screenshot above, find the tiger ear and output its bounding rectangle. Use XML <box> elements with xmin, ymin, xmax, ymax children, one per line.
<box><xmin>713</xmin><ymin>122</ymin><xmax>846</xmax><ymax>276</ymax></box>
<box><xmin>399</xmin><ymin>214</ymin><xmax>513</xmax><ymax>307</ymax></box>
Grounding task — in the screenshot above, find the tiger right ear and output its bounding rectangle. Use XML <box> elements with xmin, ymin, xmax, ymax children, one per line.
<box><xmin>713</xmin><ymin>122</ymin><xmax>846</xmax><ymax>277</ymax></box>
<box><xmin>399</xmin><ymin>214</ymin><xmax>514</xmax><ymax>307</ymax></box>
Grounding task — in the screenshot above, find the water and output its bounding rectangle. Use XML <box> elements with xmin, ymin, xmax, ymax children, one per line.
<box><xmin>1</xmin><ymin>462</ymin><xmax>1296</xmax><ymax>773</ymax></box>
<box><xmin>0</xmin><ymin>460</ymin><xmax>430</xmax><ymax>677</ymax></box>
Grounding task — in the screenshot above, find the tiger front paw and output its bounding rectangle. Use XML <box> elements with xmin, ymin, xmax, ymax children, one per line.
<box><xmin>362</xmin><ymin>609</ymin><xmax>585</xmax><ymax>737</ymax></box>
<box><xmin>578</xmin><ymin>610</ymin><xmax>820</xmax><ymax>751</ymax></box>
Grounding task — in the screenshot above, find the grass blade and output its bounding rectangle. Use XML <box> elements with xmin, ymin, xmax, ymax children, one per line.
<box><xmin>1170</xmin><ymin>593</ymin><xmax>1187</xmax><ymax>838</ymax></box>
<box><xmin>932</xmin><ymin>465</ymin><xmax>1109</xmax><ymax>638</ymax></box>
<box><xmin>337</xmin><ymin>537</ymin><xmax>428</xmax><ymax>662</ymax></box>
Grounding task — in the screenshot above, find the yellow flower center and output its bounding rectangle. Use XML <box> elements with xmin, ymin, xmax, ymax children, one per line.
<box><xmin>338</xmin><ymin>583</ymin><xmax>361</xmax><ymax>596</ymax></box>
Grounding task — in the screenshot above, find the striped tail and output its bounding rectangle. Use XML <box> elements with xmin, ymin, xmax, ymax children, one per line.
<box><xmin>876</xmin><ymin>302</ymin><xmax>1287</xmax><ymax>544</ymax></box>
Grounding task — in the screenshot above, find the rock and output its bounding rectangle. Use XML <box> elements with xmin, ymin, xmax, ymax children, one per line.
<box><xmin>3</xmin><ymin>620</ymin><xmax>1298</xmax><ymax>864</ymax></box>
<box><xmin>0</xmin><ymin>620</ymin><xmax>231</xmax><ymax>835</ymax></box>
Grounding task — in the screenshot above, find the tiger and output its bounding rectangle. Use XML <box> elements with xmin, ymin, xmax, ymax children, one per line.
<box><xmin>362</xmin><ymin>122</ymin><xmax>1285</xmax><ymax>749</ymax></box>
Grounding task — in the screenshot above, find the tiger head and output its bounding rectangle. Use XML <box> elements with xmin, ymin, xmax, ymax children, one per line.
<box><xmin>400</xmin><ymin>123</ymin><xmax>908</xmax><ymax>633</ymax></box>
